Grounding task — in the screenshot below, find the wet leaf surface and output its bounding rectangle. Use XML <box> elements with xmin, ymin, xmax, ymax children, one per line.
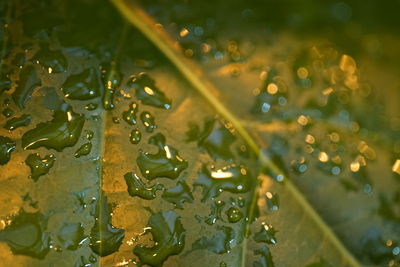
<box><xmin>0</xmin><ymin>0</ymin><xmax>399</xmax><ymax>266</ymax></box>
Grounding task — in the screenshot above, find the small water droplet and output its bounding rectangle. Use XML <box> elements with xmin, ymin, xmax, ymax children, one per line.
<box><xmin>129</xmin><ymin>129</ymin><xmax>141</xmax><ymax>144</ymax></box>
<box><xmin>4</xmin><ymin>114</ymin><xmax>32</xmax><ymax>131</ymax></box>
<box><xmin>25</xmin><ymin>153</ymin><xmax>56</xmax><ymax>181</ymax></box>
<box><xmin>140</xmin><ymin>111</ymin><xmax>156</xmax><ymax>132</ymax></box>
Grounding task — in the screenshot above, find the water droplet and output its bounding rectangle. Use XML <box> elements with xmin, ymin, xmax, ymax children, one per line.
<box><xmin>122</xmin><ymin>101</ymin><xmax>138</xmax><ymax>125</ymax></box>
<box><xmin>124</xmin><ymin>172</ymin><xmax>164</xmax><ymax>200</ymax></box>
<box><xmin>0</xmin><ymin>210</ymin><xmax>50</xmax><ymax>258</ymax></box>
<box><xmin>134</xmin><ymin>210</ymin><xmax>185</xmax><ymax>267</ymax></box>
<box><xmin>12</xmin><ymin>65</ymin><xmax>41</xmax><ymax>109</ymax></box>
<box><xmin>140</xmin><ymin>111</ymin><xmax>156</xmax><ymax>132</ymax></box>
<box><xmin>0</xmin><ymin>136</ymin><xmax>16</xmax><ymax>165</ymax></box>
<box><xmin>265</xmin><ymin>192</ymin><xmax>279</xmax><ymax>211</ymax></box>
<box><xmin>204</xmin><ymin>200</ymin><xmax>225</xmax><ymax>225</ymax></box>
<box><xmin>254</xmin><ymin>223</ymin><xmax>277</xmax><ymax>245</ymax></box>
<box><xmin>112</xmin><ymin>117</ymin><xmax>120</xmax><ymax>124</ymax></box>
<box><xmin>192</xmin><ymin>226</ymin><xmax>234</xmax><ymax>254</ymax></box>
<box><xmin>0</xmin><ymin>71</ymin><xmax>12</xmax><ymax>94</ymax></box>
<box><xmin>4</xmin><ymin>114</ymin><xmax>32</xmax><ymax>131</ymax></box>
<box><xmin>85</xmin><ymin>130</ymin><xmax>94</xmax><ymax>140</ymax></box>
<box><xmin>32</xmin><ymin>43</ymin><xmax>67</xmax><ymax>73</ymax></box>
<box><xmin>161</xmin><ymin>180</ymin><xmax>194</xmax><ymax>209</ymax></box>
<box><xmin>137</xmin><ymin>133</ymin><xmax>188</xmax><ymax>180</ymax></box>
<box><xmin>186</xmin><ymin>118</ymin><xmax>236</xmax><ymax>160</ymax></box>
<box><xmin>253</xmin><ymin>246</ymin><xmax>275</xmax><ymax>267</ymax></box>
<box><xmin>74</xmin><ymin>142</ymin><xmax>92</xmax><ymax>158</ymax></box>
<box><xmin>226</xmin><ymin>207</ymin><xmax>243</xmax><ymax>223</ymax></box>
<box><xmin>89</xmin><ymin>193</ymin><xmax>125</xmax><ymax>257</ymax></box>
<box><xmin>25</xmin><ymin>153</ymin><xmax>56</xmax><ymax>182</ymax></box>
<box><xmin>194</xmin><ymin>164</ymin><xmax>251</xmax><ymax>202</ymax></box>
<box><xmin>2</xmin><ymin>107</ymin><xmax>13</xmax><ymax>118</ymax></box>
<box><xmin>62</xmin><ymin>68</ymin><xmax>101</xmax><ymax>100</ymax></box>
<box><xmin>127</xmin><ymin>72</ymin><xmax>171</xmax><ymax>109</ymax></box>
<box><xmin>57</xmin><ymin>223</ymin><xmax>86</xmax><ymax>250</ymax></box>
<box><xmin>85</xmin><ymin>103</ymin><xmax>98</xmax><ymax>111</ymax></box>
<box><xmin>129</xmin><ymin>129</ymin><xmax>141</xmax><ymax>144</ymax></box>
<box><xmin>101</xmin><ymin>62</ymin><xmax>121</xmax><ymax>110</ymax></box>
<box><xmin>21</xmin><ymin>103</ymin><xmax>85</xmax><ymax>151</ymax></box>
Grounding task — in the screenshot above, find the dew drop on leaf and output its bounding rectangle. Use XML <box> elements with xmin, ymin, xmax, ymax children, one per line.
<box><xmin>253</xmin><ymin>223</ymin><xmax>277</xmax><ymax>245</ymax></box>
<box><xmin>21</xmin><ymin>103</ymin><xmax>85</xmax><ymax>151</ymax></box>
<box><xmin>204</xmin><ymin>200</ymin><xmax>225</xmax><ymax>225</ymax></box>
<box><xmin>12</xmin><ymin>65</ymin><xmax>41</xmax><ymax>109</ymax></box>
<box><xmin>4</xmin><ymin>114</ymin><xmax>32</xmax><ymax>131</ymax></box>
<box><xmin>225</xmin><ymin>206</ymin><xmax>243</xmax><ymax>223</ymax></box>
<box><xmin>192</xmin><ymin>226</ymin><xmax>234</xmax><ymax>254</ymax></box>
<box><xmin>122</xmin><ymin>101</ymin><xmax>138</xmax><ymax>125</ymax></box>
<box><xmin>194</xmin><ymin>164</ymin><xmax>251</xmax><ymax>202</ymax></box>
<box><xmin>127</xmin><ymin>72</ymin><xmax>171</xmax><ymax>109</ymax></box>
<box><xmin>101</xmin><ymin>62</ymin><xmax>121</xmax><ymax>110</ymax></box>
<box><xmin>140</xmin><ymin>111</ymin><xmax>157</xmax><ymax>133</ymax></box>
<box><xmin>124</xmin><ymin>172</ymin><xmax>164</xmax><ymax>200</ymax></box>
<box><xmin>74</xmin><ymin>142</ymin><xmax>92</xmax><ymax>158</ymax></box>
<box><xmin>85</xmin><ymin>103</ymin><xmax>98</xmax><ymax>111</ymax></box>
<box><xmin>0</xmin><ymin>136</ymin><xmax>16</xmax><ymax>165</ymax></box>
<box><xmin>57</xmin><ymin>223</ymin><xmax>86</xmax><ymax>250</ymax></box>
<box><xmin>32</xmin><ymin>43</ymin><xmax>67</xmax><ymax>73</ymax></box>
<box><xmin>25</xmin><ymin>153</ymin><xmax>56</xmax><ymax>181</ymax></box>
<box><xmin>134</xmin><ymin>210</ymin><xmax>185</xmax><ymax>267</ymax></box>
<box><xmin>89</xmin><ymin>193</ymin><xmax>125</xmax><ymax>257</ymax></box>
<box><xmin>253</xmin><ymin>246</ymin><xmax>275</xmax><ymax>267</ymax></box>
<box><xmin>62</xmin><ymin>68</ymin><xmax>101</xmax><ymax>100</ymax></box>
<box><xmin>2</xmin><ymin>107</ymin><xmax>14</xmax><ymax>118</ymax></box>
<box><xmin>186</xmin><ymin>118</ymin><xmax>236</xmax><ymax>160</ymax></box>
<box><xmin>0</xmin><ymin>210</ymin><xmax>51</xmax><ymax>259</ymax></box>
<box><xmin>129</xmin><ymin>129</ymin><xmax>141</xmax><ymax>144</ymax></box>
<box><xmin>136</xmin><ymin>133</ymin><xmax>188</xmax><ymax>180</ymax></box>
<box><xmin>161</xmin><ymin>180</ymin><xmax>194</xmax><ymax>209</ymax></box>
<box><xmin>265</xmin><ymin>192</ymin><xmax>279</xmax><ymax>211</ymax></box>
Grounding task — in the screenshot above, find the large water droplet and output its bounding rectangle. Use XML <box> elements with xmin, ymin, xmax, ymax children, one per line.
<box><xmin>62</xmin><ymin>68</ymin><xmax>101</xmax><ymax>100</ymax></box>
<box><xmin>254</xmin><ymin>222</ymin><xmax>277</xmax><ymax>245</ymax></box>
<box><xmin>124</xmin><ymin>172</ymin><xmax>164</xmax><ymax>200</ymax></box>
<box><xmin>162</xmin><ymin>180</ymin><xmax>194</xmax><ymax>209</ymax></box>
<box><xmin>127</xmin><ymin>72</ymin><xmax>171</xmax><ymax>109</ymax></box>
<box><xmin>0</xmin><ymin>210</ymin><xmax>50</xmax><ymax>258</ymax></box>
<box><xmin>134</xmin><ymin>210</ymin><xmax>185</xmax><ymax>267</ymax></box>
<box><xmin>194</xmin><ymin>164</ymin><xmax>251</xmax><ymax>201</ymax></box>
<box><xmin>89</xmin><ymin>193</ymin><xmax>125</xmax><ymax>257</ymax></box>
<box><xmin>186</xmin><ymin>118</ymin><xmax>236</xmax><ymax>160</ymax></box>
<box><xmin>32</xmin><ymin>43</ymin><xmax>67</xmax><ymax>73</ymax></box>
<box><xmin>253</xmin><ymin>246</ymin><xmax>275</xmax><ymax>267</ymax></box>
<box><xmin>137</xmin><ymin>133</ymin><xmax>188</xmax><ymax>180</ymax></box>
<box><xmin>57</xmin><ymin>223</ymin><xmax>86</xmax><ymax>250</ymax></box>
<box><xmin>21</xmin><ymin>103</ymin><xmax>85</xmax><ymax>151</ymax></box>
<box><xmin>12</xmin><ymin>65</ymin><xmax>41</xmax><ymax>109</ymax></box>
<box><xmin>192</xmin><ymin>226</ymin><xmax>234</xmax><ymax>254</ymax></box>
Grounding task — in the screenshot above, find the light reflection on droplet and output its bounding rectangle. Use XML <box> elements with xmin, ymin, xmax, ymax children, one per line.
<box><xmin>392</xmin><ymin>159</ymin><xmax>400</xmax><ymax>174</ymax></box>
<box><xmin>318</xmin><ymin>151</ymin><xmax>329</xmax><ymax>162</ymax></box>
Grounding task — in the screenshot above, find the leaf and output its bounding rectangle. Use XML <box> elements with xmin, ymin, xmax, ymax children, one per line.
<box><xmin>0</xmin><ymin>0</ymin><xmax>399</xmax><ymax>266</ymax></box>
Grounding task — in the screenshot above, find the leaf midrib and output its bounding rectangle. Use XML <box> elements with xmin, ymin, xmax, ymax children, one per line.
<box><xmin>109</xmin><ymin>0</ymin><xmax>361</xmax><ymax>266</ymax></box>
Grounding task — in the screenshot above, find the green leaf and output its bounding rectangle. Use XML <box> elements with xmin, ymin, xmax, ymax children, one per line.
<box><xmin>0</xmin><ymin>0</ymin><xmax>399</xmax><ymax>266</ymax></box>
